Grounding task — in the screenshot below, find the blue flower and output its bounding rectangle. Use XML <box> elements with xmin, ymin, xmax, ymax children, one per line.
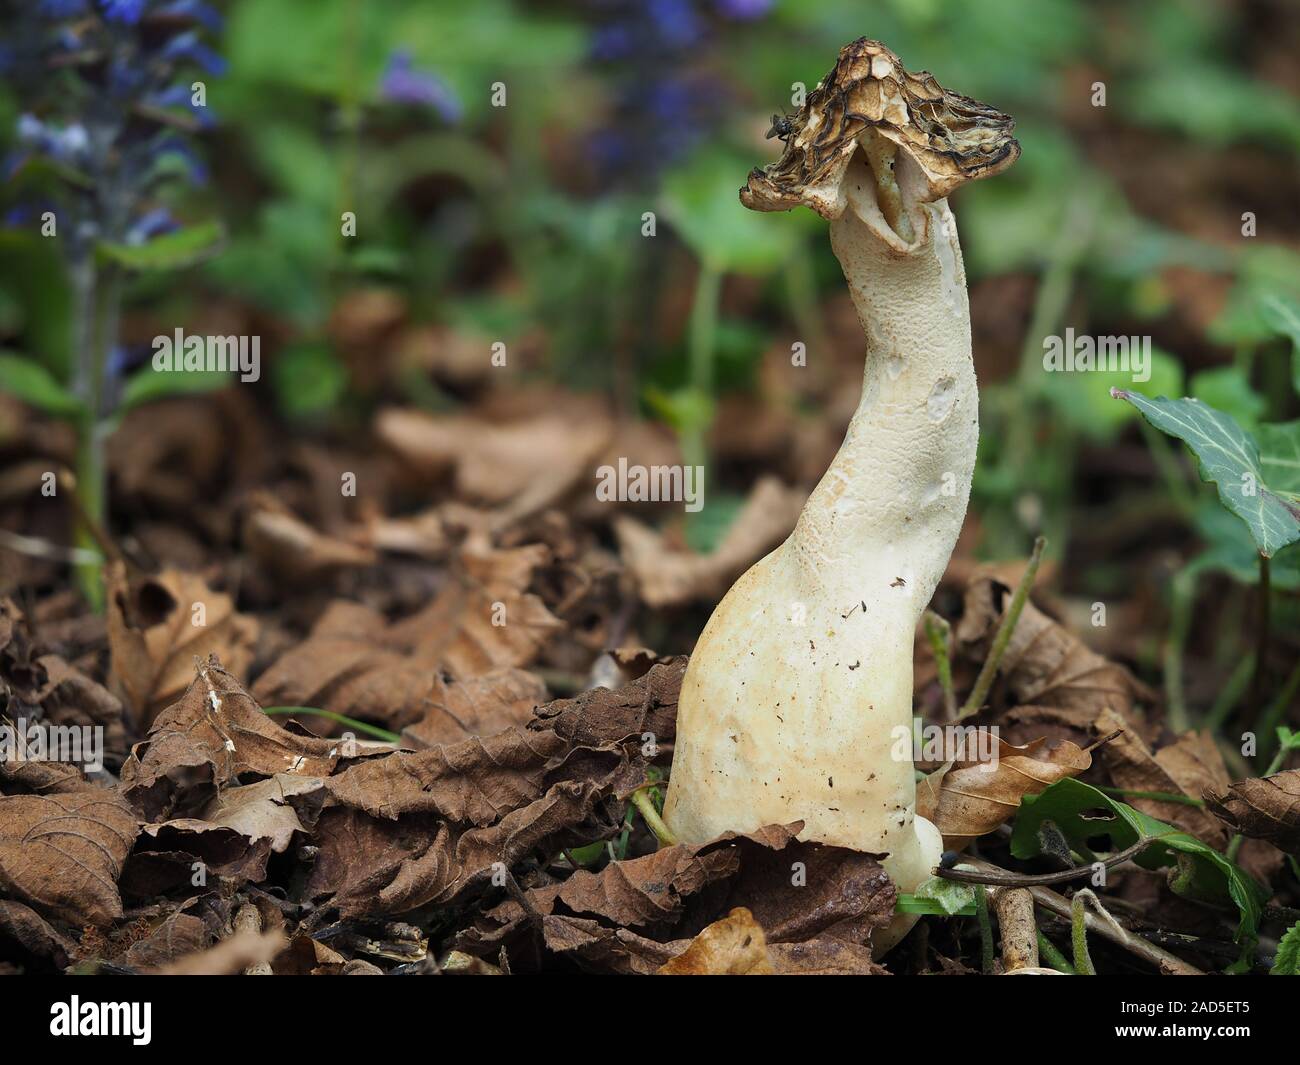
<box><xmin>125</xmin><ymin>207</ymin><xmax>179</xmax><ymax>244</ymax></box>
<box><xmin>160</xmin><ymin>31</ymin><xmax>228</xmax><ymax>76</ymax></box>
<box><xmin>714</xmin><ymin>0</ymin><xmax>772</xmax><ymax>19</ymax></box>
<box><xmin>379</xmin><ymin>51</ymin><xmax>462</xmax><ymax>122</ymax></box>
<box><xmin>100</xmin><ymin>0</ymin><xmax>148</xmax><ymax>24</ymax></box>
<box><xmin>647</xmin><ymin>0</ymin><xmax>702</xmax><ymax>48</ymax></box>
<box><xmin>156</xmin><ymin>0</ymin><xmax>223</xmax><ymax>32</ymax></box>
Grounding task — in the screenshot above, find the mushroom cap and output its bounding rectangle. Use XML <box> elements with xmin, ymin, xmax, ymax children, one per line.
<box><xmin>741</xmin><ymin>38</ymin><xmax>1020</xmax><ymax>219</ymax></box>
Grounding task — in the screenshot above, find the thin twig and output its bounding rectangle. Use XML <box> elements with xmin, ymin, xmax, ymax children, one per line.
<box><xmin>961</xmin><ymin>858</ymin><xmax>1203</xmax><ymax>975</ymax></box>
<box><xmin>974</xmin><ymin>885</ymin><xmax>995</xmax><ymax>974</ymax></box>
<box><xmin>935</xmin><ymin>836</ymin><xmax>1156</xmax><ymax>887</ymax></box>
<box><xmin>959</xmin><ymin>536</ymin><xmax>1046</xmax><ymax>719</ymax></box>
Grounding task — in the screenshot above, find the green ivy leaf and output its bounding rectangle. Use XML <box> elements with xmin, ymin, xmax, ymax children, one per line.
<box><xmin>1273</xmin><ymin>921</ymin><xmax>1300</xmax><ymax>975</ymax></box>
<box><xmin>1112</xmin><ymin>389</ymin><xmax>1300</xmax><ymax>557</ymax></box>
<box><xmin>98</xmin><ymin>221</ymin><xmax>225</xmax><ymax>272</ymax></box>
<box><xmin>0</xmin><ymin>352</ymin><xmax>83</xmax><ymax>418</ymax></box>
<box><xmin>1012</xmin><ymin>778</ymin><xmax>1267</xmax><ymax>945</ymax></box>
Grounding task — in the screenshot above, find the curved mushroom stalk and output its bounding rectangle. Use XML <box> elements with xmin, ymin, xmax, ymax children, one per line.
<box><xmin>663</xmin><ymin>39</ymin><xmax>1019</xmax><ymax>953</ymax></box>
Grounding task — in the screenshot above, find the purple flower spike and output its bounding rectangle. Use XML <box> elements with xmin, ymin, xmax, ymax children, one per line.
<box><xmin>100</xmin><ymin>0</ymin><xmax>148</xmax><ymax>24</ymax></box>
<box><xmin>379</xmin><ymin>50</ymin><xmax>462</xmax><ymax>123</ymax></box>
<box><xmin>715</xmin><ymin>0</ymin><xmax>773</xmax><ymax>19</ymax></box>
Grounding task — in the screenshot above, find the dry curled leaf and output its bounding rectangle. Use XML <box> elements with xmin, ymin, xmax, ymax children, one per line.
<box><xmin>918</xmin><ymin>734</ymin><xmax>1092</xmax><ymax>849</ymax></box>
<box><xmin>614</xmin><ymin>476</ymin><xmax>802</xmax><ymax>608</ymax></box>
<box><xmin>107</xmin><ymin>561</ymin><xmax>258</xmax><ymax>728</ymax></box>
<box><xmin>118</xmin><ymin>911</ymin><xmax>209</xmax><ymax>969</ymax></box>
<box><xmin>1206</xmin><ymin>769</ymin><xmax>1300</xmax><ymax>854</ymax></box>
<box><xmin>242</xmin><ymin>491</ymin><xmax>376</xmax><ymax>583</ymax></box>
<box><xmin>0</xmin><ymin>788</ymin><xmax>139</xmax><ymax>926</ymax></box>
<box><xmin>386</xmin><ymin>537</ymin><xmax>563</xmax><ymax>679</ymax></box>
<box><xmin>1094</xmin><ymin>707</ymin><xmax>1231</xmax><ymax>848</ymax></box>
<box><xmin>459</xmin><ymin>823</ymin><xmax>895</xmax><ymax>975</ymax></box>
<box><xmin>252</xmin><ymin>600</ymin><xmax>440</xmax><ymax>731</ymax></box>
<box><xmin>121</xmin><ymin>657</ymin><xmax>340</xmax><ymax>822</ymax></box>
<box><xmin>657</xmin><ymin>908</ymin><xmax>774</xmax><ymax>975</ymax></box>
<box><xmin>955</xmin><ymin>570</ymin><xmax>1155</xmax><ymax>736</ymax></box>
<box><xmin>401</xmin><ymin>668</ymin><xmax>547</xmax><ymax>748</ymax></box>
<box><xmin>0</xmin><ymin>899</ymin><xmax>75</xmax><ymax>969</ymax></box>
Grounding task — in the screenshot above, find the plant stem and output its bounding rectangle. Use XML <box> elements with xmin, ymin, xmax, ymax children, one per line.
<box><xmin>682</xmin><ymin>258</ymin><xmax>722</xmax><ymax>476</ymax></box>
<box><xmin>629</xmin><ymin>788</ymin><xmax>678</xmax><ymax>847</ymax></box>
<box><xmin>923</xmin><ymin>610</ymin><xmax>956</xmax><ymax>719</ymax></box>
<box><xmin>1204</xmin><ymin>652</ymin><xmax>1255</xmax><ymax>731</ymax></box>
<box><xmin>1037</xmin><ymin>929</ymin><xmax>1076</xmax><ymax>974</ymax></box>
<box><xmin>1164</xmin><ymin>567</ymin><xmax>1195</xmax><ymax>733</ymax></box>
<box><xmin>958</xmin><ymin>536</ymin><xmax>1046</xmax><ymax>719</ymax></box>
<box><xmin>262</xmin><ymin>707</ymin><xmax>401</xmax><ymax>743</ymax></box>
<box><xmin>1071</xmin><ymin>893</ymin><xmax>1096</xmax><ymax>975</ymax></box>
<box><xmin>1249</xmin><ymin>552</ymin><xmax>1270</xmax><ymax>721</ymax></box>
<box><xmin>1254</xmin><ymin>640</ymin><xmax>1299</xmax><ymax>762</ymax></box>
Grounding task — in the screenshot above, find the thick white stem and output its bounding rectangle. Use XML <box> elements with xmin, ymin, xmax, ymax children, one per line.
<box><xmin>664</xmin><ymin>150</ymin><xmax>976</xmax><ymax>949</ymax></box>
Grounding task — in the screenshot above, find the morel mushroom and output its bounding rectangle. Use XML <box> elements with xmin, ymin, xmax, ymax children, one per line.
<box><xmin>663</xmin><ymin>38</ymin><xmax>1020</xmax><ymax>950</ymax></box>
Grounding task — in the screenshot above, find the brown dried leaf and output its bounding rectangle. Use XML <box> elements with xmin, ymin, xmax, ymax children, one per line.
<box><xmin>657</xmin><ymin>908</ymin><xmax>774</xmax><ymax>975</ymax></box>
<box><xmin>252</xmin><ymin>601</ymin><xmax>439</xmax><ymax>731</ymax></box>
<box><xmin>955</xmin><ymin>571</ymin><xmax>1156</xmax><ymax>735</ymax></box>
<box><xmin>1206</xmin><ymin>769</ymin><xmax>1300</xmax><ymax>854</ymax></box>
<box><xmin>614</xmin><ymin>476</ymin><xmax>803</xmax><ymax>608</ymax></box>
<box><xmin>119</xmin><ymin>911</ymin><xmax>209</xmax><ymax>969</ymax></box>
<box><xmin>919</xmin><ymin>735</ymin><xmax>1093</xmax><ymax>848</ymax></box>
<box><xmin>121</xmin><ymin>657</ymin><xmax>340</xmax><ymax>822</ymax></box>
<box><xmin>387</xmin><ymin>538</ymin><xmax>563</xmax><ymax>679</ymax></box>
<box><xmin>376</xmin><ymin>405</ymin><xmax>612</xmax><ymax>525</ymax></box>
<box><xmin>0</xmin><ymin>788</ymin><xmax>139</xmax><ymax>926</ymax></box>
<box><xmin>1095</xmin><ymin>707</ymin><xmax>1232</xmax><ymax>848</ymax></box>
<box><xmin>402</xmin><ymin>668</ymin><xmax>547</xmax><ymax>748</ymax></box>
<box><xmin>459</xmin><ymin>824</ymin><xmax>896</xmax><ymax>975</ymax></box>
<box><xmin>0</xmin><ymin>899</ymin><xmax>75</xmax><ymax>968</ymax></box>
<box><xmin>297</xmin><ymin>660</ymin><xmax>688</xmax><ymax>920</ymax></box>
<box><xmin>322</xmin><ymin>727</ymin><xmax>566</xmax><ymax>826</ymax></box>
<box><xmin>33</xmin><ymin>654</ymin><xmax>127</xmax><ymax>762</ymax></box>
<box><xmin>242</xmin><ymin>491</ymin><xmax>376</xmax><ymax>583</ymax></box>
<box><xmin>107</xmin><ymin>561</ymin><xmax>258</xmax><ymax>728</ymax></box>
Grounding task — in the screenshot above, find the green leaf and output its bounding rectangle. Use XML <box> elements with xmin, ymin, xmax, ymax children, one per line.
<box><xmin>1012</xmin><ymin>778</ymin><xmax>1268</xmax><ymax>945</ymax></box>
<box><xmin>1112</xmin><ymin>389</ymin><xmax>1300</xmax><ymax>557</ymax></box>
<box><xmin>120</xmin><ymin>365</ymin><xmax>232</xmax><ymax>411</ymax></box>
<box><xmin>1258</xmin><ymin>421</ymin><xmax>1300</xmax><ymax>499</ymax></box>
<box><xmin>271</xmin><ymin>341</ymin><xmax>348</xmax><ymax>420</ymax></box>
<box><xmin>0</xmin><ymin>352</ymin><xmax>83</xmax><ymax>418</ymax></box>
<box><xmin>911</xmin><ymin>875</ymin><xmax>977</xmax><ymax>916</ymax></box>
<box><xmin>98</xmin><ymin>221</ymin><xmax>225</xmax><ymax>272</ymax></box>
<box><xmin>1273</xmin><ymin>922</ymin><xmax>1300</xmax><ymax>975</ymax></box>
